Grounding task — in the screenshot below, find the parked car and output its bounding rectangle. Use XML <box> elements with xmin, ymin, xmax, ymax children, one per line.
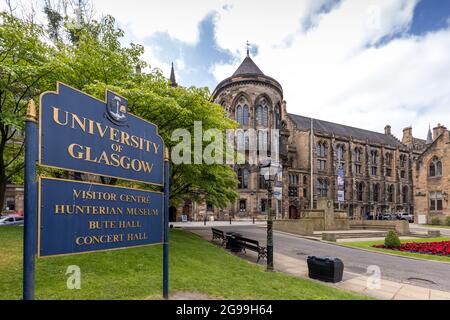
<box><xmin>396</xmin><ymin>212</ymin><xmax>414</xmax><ymax>223</ymax></box>
<box><xmin>381</xmin><ymin>213</ymin><xmax>396</xmax><ymax>220</ymax></box>
<box><xmin>0</xmin><ymin>215</ymin><xmax>24</xmax><ymax>226</ymax></box>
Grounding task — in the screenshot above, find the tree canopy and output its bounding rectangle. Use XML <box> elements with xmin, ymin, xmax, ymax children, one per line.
<box><xmin>0</xmin><ymin>6</ymin><xmax>238</xmax><ymax>210</ymax></box>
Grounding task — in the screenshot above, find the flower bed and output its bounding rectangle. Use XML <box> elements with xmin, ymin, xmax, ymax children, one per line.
<box><xmin>373</xmin><ymin>241</ymin><xmax>450</xmax><ymax>256</ymax></box>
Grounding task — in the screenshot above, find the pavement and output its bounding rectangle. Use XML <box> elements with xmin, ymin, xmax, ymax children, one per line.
<box><xmin>185</xmin><ymin>225</ymin><xmax>450</xmax><ymax>300</ymax></box>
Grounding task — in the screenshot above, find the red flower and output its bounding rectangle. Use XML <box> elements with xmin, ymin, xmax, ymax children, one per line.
<box><xmin>373</xmin><ymin>241</ymin><xmax>450</xmax><ymax>256</ymax></box>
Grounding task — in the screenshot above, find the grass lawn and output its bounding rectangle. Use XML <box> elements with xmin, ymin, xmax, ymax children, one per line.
<box><xmin>342</xmin><ymin>237</ymin><xmax>450</xmax><ymax>263</ymax></box>
<box><xmin>0</xmin><ymin>227</ymin><xmax>366</xmax><ymax>300</ymax></box>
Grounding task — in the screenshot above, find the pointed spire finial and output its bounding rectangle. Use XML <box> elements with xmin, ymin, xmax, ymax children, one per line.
<box><xmin>169</xmin><ymin>62</ymin><xmax>178</xmax><ymax>87</ymax></box>
<box><xmin>426</xmin><ymin>124</ymin><xmax>433</xmax><ymax>144</ymax></box>
<box><xmin>246</xmin><ymin>40</ymin><xmax>250</xmax><ymax>57</ymax></box>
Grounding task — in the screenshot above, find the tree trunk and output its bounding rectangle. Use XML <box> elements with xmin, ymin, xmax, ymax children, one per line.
<box><xmin>0</xmin><ymin>160</ymin><xmax>7</xmax><ymax>213</ymax></box>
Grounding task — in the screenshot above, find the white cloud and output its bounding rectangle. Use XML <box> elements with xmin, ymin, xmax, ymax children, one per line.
<box><xmin>212</xmin><ymin>0</ymin><xmax>450</xmax><ymax>139</ymax></box>
<box><xmin>3</xmin><ymin>0</ymin><xmax>450</xmax><ymax>140</ymax></box>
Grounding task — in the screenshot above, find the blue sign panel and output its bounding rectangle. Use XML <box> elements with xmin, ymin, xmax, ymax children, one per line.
<box><xmin>40</xmin><ymin>82</ymin><xmax>164</xmax><ymax>185</ymax></box>
<box><xmin>38</xmin><ymin>177</ymin><xmax>163</xmax><ymax>257</ymax></box>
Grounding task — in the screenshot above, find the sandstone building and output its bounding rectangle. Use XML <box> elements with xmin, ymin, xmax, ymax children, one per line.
<box><xmin>413</xmin><ymin>125</ymin><xmax>450</xmax><ymax>223</ymax></box>
<box><xmin>198</xmin><ymin>53</ymin><xmax>444</xmax><ymax>222</ymax></box>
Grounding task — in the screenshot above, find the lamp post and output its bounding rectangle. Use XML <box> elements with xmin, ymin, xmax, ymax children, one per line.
<box><xmin>260</xmin><ymin>159</ymin><xmax>275</xmax><ymax>272</ymax></box>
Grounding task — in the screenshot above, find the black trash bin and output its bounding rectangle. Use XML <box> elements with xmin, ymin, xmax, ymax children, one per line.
<box><xmin>307</xmin><ymin>256</ymin><xmax>344</xmax><ymax>283</ymax></box>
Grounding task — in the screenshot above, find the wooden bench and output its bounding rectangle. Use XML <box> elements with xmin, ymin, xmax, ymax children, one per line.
<box><xmin>235</xmin><ymin>235</ymin><xmax>267</xmax><ymax>262</ymax></box>
<box><xmin>211</xmin><ymin>228</ymin><xmax>227</xmax><ymax>246</ymax></box>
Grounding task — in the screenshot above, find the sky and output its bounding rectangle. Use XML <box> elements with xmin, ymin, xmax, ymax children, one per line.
<box><xmin>4</xmin><ymin>0</ymin><xmax>450</xmax><ymax>140</ymax></box>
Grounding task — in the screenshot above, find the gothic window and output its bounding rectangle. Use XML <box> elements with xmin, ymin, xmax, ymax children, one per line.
<box><xmin>402</xmin><ymin>186</ymin><xmax>409</xmax><ymax>204</ymax></box>
<box><xmin>354</xmin><ymin>148</ymin><xmax>361</xmax><ymax>162</ymax></box>
<box><xmin>256</xmin><ymin>98</ymin><xmax>269</xmax><ymax>127</ymax></box>
<box><xmin>385</xmin><ymin>152</ymin><xmax>392</xmax><ymax>177</ymax></box>
<box><xmin>357</xmin><ymin>182</ymin><xmax>365</xmax><ymax>201</ymax></box>
<box><xmin>370</xmin><ymin>150</ymin><xmax>378</xmax><ymax>176</ymax></box>
<box><xmin>388</xmin><ymin>185</ymin><xmax>395</xmax><ymax>203</ymax></box>
<box><xmin>256</xmin><ymin>106</ymin><xmax>263</xmax><ymax>127</ymax></box>
<box><xmin>429</xmin><ymin>157</ymin><xmax>442</xmax><ymax>177</ymax></box>
<box><xmin>429</xmin><ymin>162</ymin><xmax>436</xmax><ymax>177</ymax></box>
<box><xmin>373</xmin><ymin>183</ymin><xmax>380</xmax><ymax>202</ymax></box>
<box><xmin>243</xmin><ymin>105</ymin><xmax>249</xmax><ymax>126</ymax></box>
<box><xmin>336</xmin><ymin>144</ymin><xmax>345</xmax><ymax>170</ymax></box>
<box><xmin>317</xmin><ymin>142</ymin><xmax>327</xmax><ymax>158</ymax></box>
<box><xmin>400</xmin><ymin>154</ymin><xmax>407</xmax><ymax>167</ymax></box>
<box><xmin>236</xmin><ymin>105</ymin><xmax>243</xmax><ymax>125</ymax></box>
<box><xmin>437</xmin><ymin>160</ymin><xmax>443</xmax><ymax>176</ymax></box>
<box><xmin>263</xmin><ymin>105</ymin><xmax>268</xmax><ymax>127</ymax></box>
<box><xmin>317</xmin><ymin>178</ymin><xmax>329</xmax><ymax>197</ymax></box>
<box><xmin>238</xmin><ymin>168</ymin><xmax>249</xmax><ymax>189</ymax></box>
<box><xmin>289</xmin><ymin>174</ymin><xmax>299</xmax><ymax>197</ymax></box>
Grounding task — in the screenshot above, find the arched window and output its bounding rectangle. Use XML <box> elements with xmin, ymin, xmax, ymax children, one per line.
<box><xmin>256</xmin><ymin>98</ymin><xmax>269</xmax><ymax>127</ymax></box>
<box><xmin>370</xmin><ymin>150</ymin><xmax>378</xmax><ymax>175</ymax></box>
<box><xmin>237</xmin><ymin>169</ymin><xmax>243</xmax><ymax>189</ymax></box>
<box><xmin>373</xmin><ymin>184</ymin><xmax>380</xmax><ymax>202</ymax></box>
<box><xmin>243</xmin><ymin>105</ymin><xmax>249</xmax><ymax>126</ymax></box>
<box><xmin>242</xmin><ymin>169</ymin><xmax>249</xmax><ymax>189</ymax></box>
<box><xmin>256</xmin><ymin>106</ymin><xmax>263</xmax><ymax>126</ymax></box>
<box><xmin>263</xmin><ymin>106</ymin><xmax>268</xmax><ymax>127</ymax></box>
<box><xmin>317</xmin><ymin>178</ymin><xmax>329</xmax><ymax>197</ymax></box>
<box><xmin>317</xmin><ymin>142</ymin><xmax>327</xmax><ymax>158</ymax></box>
<box><xmin>385</xmin><ymin>152</ymin><xmax>393</xmax><ymax>177</ymax></box>
<box><xmin>354</xmin><ymin>148</ymin><xmax>361</xmax><ymax>162</ymax></box>
<box><xmin>388</xmin><ymin>185</ymin><xmax>395</xmax><ymax>203</ymax></box>
<box><xmin>357</xmin><ymin>182</ymin><xmax>365</xmax><ymax>201</ymax></box>
<box><xmin>429</xmin><ymin>162</ymin><xmax>436</xmax><ymax>177</ymax></box>
<box><xmin>402</xmin><ymin>186</ymin><xmax>409</xmax><ymax>203</ymax></box>
<box><xmin>236</xmin><ymin>105</ymin><xmax>243</xmax><ymax>125</ymax></box>
<box><xmin>238</xmin><ymin>168</ymin><xmax>249</xmax><ymax>189</ymax></box>
<box><xmin>437</xmin><ymin>160</ymin><xmax>443</xmax><ymax>176</ymax></box>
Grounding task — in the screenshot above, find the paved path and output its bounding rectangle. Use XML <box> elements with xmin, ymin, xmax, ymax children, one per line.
<box><xmin>187</xmin><ymin>225</ymin><xmax>450</xmax><ymax>297</ymax></box>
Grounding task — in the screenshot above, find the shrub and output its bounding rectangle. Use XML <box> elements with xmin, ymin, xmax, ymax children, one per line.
<box><xmin>445</xmin><ymin>217</ymin><xmax>450</xmax><ymax>227</ymax></box>
<box><xmin>384</xmin><ymin>230</ymin><xmax>401</xmax><ymax>249</ymax></box>
<box><xmin>430</xmin><ymin>217</ymin><xmax>441</xmax><ymax>226</ymax></box>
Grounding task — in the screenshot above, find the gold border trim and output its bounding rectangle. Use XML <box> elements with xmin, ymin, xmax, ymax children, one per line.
<box><xmin>37</xmin><ymin>176</ymin><xmax>164</xmax><ymax>258</ymax></box>
<box><xmin>38</xmin><ymin>81</ymin><xmax>166</xmax><ymax>187</ymax></box>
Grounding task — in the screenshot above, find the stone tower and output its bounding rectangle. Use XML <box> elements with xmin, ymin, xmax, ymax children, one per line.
<box><xmin>212</xmin><ymin>53</ymin><xmax>285</xmax><ymax>217</ymax></box>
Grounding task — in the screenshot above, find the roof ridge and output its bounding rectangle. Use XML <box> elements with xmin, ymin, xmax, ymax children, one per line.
<box><xmin>287</xmin><ymin>113</ymin><xmax>405</xmax><ymax>147</ymax></box>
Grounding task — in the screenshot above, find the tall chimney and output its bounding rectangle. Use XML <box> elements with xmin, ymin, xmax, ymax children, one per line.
<box><xmin>384</xmin><ymin>125</ymin><xmax>392</xmax><ymax>135</ymax></box>
<box><xmin>433</xmin><ymin>123</ymin><xmax>447</xmax><ymax>141</ymax></box>
<box><xmin>402</xmin><ymin>127</ymin><xmax>412</xmax><ymax>145</ymax></box>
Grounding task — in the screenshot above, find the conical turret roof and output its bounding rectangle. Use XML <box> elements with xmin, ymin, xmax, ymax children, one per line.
<box><xmin>232</xmin><ymin>56</ymin><xmax>264</xmax><ymax>76</ymax></box>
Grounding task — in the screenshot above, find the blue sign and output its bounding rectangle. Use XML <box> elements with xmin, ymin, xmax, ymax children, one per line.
<box><xmin>40</xmin><ymin>82</ymin><xmax>164</xmax><ymax>185</ymax></box>
<box><xmin>38</xmin><ymin>177</ymin><xmax>163</xmax><ymax>257</ymax></box>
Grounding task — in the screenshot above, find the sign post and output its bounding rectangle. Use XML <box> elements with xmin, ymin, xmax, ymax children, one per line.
<box><xmin>23</xmin><ymin>100</ymin><xmax>38</xmax><ymax>300</ymax></box>
<box><xmin>163</xmin><ymin>148</ymin><xmax>170</xmax><ymax>299</ymax></box>
<box><xmin>23</xmin><ymin>82</ymin><xmax>169</xmax><ymax>299</ymax></box>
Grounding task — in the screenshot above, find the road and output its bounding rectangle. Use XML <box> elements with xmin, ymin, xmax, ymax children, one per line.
<box><xmin>189</xmin><ymin>225</ymin><xmax>450</xmax><ymax>292</ymax></box>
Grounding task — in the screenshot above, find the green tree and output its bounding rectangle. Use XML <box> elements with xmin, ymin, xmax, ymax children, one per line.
<box><xmin>0</xmin><ymin>12</ymin><xmax>57</xmax><ymax>210</ymax></box>
<box><xmin>85</xmin><ymin>73</ymin><xmax>238</xmax><ymax>207</ymax></box>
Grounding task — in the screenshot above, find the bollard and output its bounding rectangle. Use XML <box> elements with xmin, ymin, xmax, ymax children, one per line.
<box><xmin>253</xmin><ymin>216</ymin><xmax>255</xmax><ymax>224</ymax></box>
<box><xmin>230</xmin><ymin>217</ymin><xmax>232</xmax><ymax>225</ymax></box>
<box><xmin>204</xmin><ymin>217</ymin><xmax>206</xmax><ymax>226</ymax></box>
